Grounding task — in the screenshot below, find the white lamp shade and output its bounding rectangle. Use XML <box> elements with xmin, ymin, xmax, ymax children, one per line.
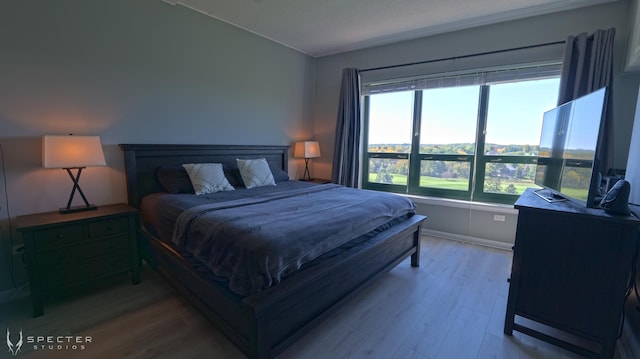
<box><xmin>42</xmin><ymin>135</ymin><xmax>106</xmax><ymax>168</ymax></box>
<box><xmin>294</xmin><ymin>141</ymin><xmax>321</xmax><ymax>159</ymax></box>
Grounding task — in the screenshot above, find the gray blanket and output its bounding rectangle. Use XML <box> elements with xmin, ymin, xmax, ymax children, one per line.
<box><xmin>171</xmin><ymin>184</ymin><xmax>415</xmax><ymax>296</ymax></box>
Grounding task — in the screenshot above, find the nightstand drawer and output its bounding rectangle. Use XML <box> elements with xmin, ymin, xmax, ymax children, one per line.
<box><xmin>40</xmin><ymin>251</ymin><xmax>131</xmax><ymax>292</ymax></box>
<box><xmin>37</xmin><ymin>236</ymin><xmax>130</xmax><ymax>268</ymax></box>
<box><xmin>88</xmin><ymin>217</ymin><xmax>129</xmax><ymax>238</ymax></box>
<box><xmin>35</xmin><ymin>225</ymin><xmax>84</xmax><ymax>252</ymax></box>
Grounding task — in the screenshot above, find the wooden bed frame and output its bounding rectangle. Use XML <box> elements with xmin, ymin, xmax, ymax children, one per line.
<box><xmin>120</xmin><ymin>144</ymin><xmax>426</xmax><ymax>359</ymax></box>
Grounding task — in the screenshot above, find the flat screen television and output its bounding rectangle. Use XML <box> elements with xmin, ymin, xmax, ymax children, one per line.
<box><xmin>534</xmin><ymin>87</ymin><xmax>607</xmax><ymax>207</ymax></box>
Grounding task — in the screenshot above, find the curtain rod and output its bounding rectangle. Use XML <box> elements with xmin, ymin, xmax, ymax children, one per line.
<box><xmin>359</xmin><ymin>40</ymin><xmax>566</xmax><ymax>73</ymax></box>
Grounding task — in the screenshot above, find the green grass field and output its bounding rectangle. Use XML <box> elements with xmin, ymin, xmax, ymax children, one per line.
<box><xmin>560</xmin><ymin>187</ymin><xmax>589</xmax><ymax>201</ymax></box>
<box><xmin>368</xmin><ymin>173</ymin><xmax>535</xmax><ymax>194</ymax></box>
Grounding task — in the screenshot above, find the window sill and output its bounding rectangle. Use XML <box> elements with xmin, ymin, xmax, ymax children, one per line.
<box><xmin>403</xmin><ymin>194</ymin><xmax>518</xmax><ymax>214</ymax></box>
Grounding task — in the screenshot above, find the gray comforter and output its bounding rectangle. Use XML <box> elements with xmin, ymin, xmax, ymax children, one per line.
<box><xmin>170</xmin><ymin>184</ymin><xmax>415</xmax><ymax>296</ymax></box>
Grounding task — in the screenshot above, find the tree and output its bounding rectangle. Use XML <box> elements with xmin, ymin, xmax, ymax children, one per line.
<box><xmin>375</xmin><ymin>170</ymin><xmax>394</xmax><ymax>184</ymax></box>
<box><xmin>515</xmin><ymin>166</ymin><xmax>524</xmax><ymax>179</ymax></box>
<box><xmin>485</xmin><ymin>178</ymin><xmax>502</xmax><ymax>193</ymax></box>
<box><xmin>430</xmin><ymin>161</ymin><xmax>447</xmax><ymax>177</ymax></box>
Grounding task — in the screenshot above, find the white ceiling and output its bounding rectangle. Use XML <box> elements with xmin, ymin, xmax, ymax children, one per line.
<box><xmin>161</xmin><ymin>0</ymin><xmax>618</xmax><ymax>57</ymax></box>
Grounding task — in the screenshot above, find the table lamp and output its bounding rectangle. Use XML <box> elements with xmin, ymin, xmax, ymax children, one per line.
<box><xmin>294</xmin><ymin>141</ymin><xmax>321</xmax><ymax>181</ymax></box>
<box><xmin>42</xmin><ymin>135</ymin><xmax>106</xmax><ymax>214</ymax></box>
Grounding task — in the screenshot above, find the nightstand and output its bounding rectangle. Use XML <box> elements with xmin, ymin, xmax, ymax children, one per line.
<box><xmin>16</xmin><ymin>203</ymin><xmax>140</xmax><ymax>317</ymax></box>
<box><xmin>300</xmin><ymin>178</ymin><xmax>332</xmax><ymax>184</ymax></box>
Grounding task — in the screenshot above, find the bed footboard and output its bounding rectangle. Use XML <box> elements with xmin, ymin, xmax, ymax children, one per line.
<box><xmin>245</xmin><ymin>214</ymin><xmax>425</xmax><ymax>358</ymax></box>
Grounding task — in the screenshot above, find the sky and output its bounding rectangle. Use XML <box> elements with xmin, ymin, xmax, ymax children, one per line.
<box><xmin>367</xmin><ymin>78</ymin><xmax>561</xmax><ymax>146</ymax></box>
<box><xmin>563</xmin><ymin>87</ymin><xmax>606</xmax><ymax>151</ymax></box>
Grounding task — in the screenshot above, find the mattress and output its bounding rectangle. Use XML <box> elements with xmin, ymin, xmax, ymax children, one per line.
<box><xmin>141</xmin><ymin>181</ymin><xmax>415</xmax><ymax>295</ymax></box>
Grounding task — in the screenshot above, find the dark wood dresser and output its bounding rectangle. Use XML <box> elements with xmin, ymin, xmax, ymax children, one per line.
<box><xmin>17</xmin><ymin>203</ymin><xmax>140</xmax><ymax>316</ymax></box>
<box><xmin>504</xmin><ymin>188</ymin><xmax>640</xmax><ymax>358</ymax></box>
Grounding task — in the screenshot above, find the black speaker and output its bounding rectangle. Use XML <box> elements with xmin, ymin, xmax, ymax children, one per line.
<box><xmin>599</xmin><ymin>180</ymin><xmax>631</xmax><ymax>215</ymax></box>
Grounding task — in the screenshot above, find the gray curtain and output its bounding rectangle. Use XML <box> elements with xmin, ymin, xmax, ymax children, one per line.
<box><xmin>558</xmin><ymin>28</ymin><xmax>615</xmax><ymax>175</ymax></box>
<box><xmin>332</xmin><ymin>68</ymin><xmax>361</xmax><ymax>187</ymax></box>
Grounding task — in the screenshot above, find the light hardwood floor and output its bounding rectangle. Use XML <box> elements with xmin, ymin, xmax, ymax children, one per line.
<box><xmin>1</xmin><ymin>237</ymin><xmax>592</xmax><ymax>359</ymax></box>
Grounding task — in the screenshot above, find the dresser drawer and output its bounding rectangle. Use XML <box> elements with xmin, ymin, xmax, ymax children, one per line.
<box><xmin>37</xmin><ymin>236</ymin><xmax>130</xmax><ymax>269</ymax></box>
<box><xmin>40</xmin><ymin>251</ymin><xmax>131</xmax><ymax>292</ymax></box>
<box><xmin>34</xmin><ymin>225</ymin><xmax>84</xmax><ymax>252</ymax></box>
<box><xmin>88</xmin><ymin>217</ymin><xmax>129</xmax><ymax>238</ymax></box>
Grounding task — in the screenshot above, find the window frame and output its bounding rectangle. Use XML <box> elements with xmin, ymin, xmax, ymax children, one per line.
<box><xmin>361</xmin><ymin>64</ymin><xmax>561</xmax><ymax>204</ymax></box>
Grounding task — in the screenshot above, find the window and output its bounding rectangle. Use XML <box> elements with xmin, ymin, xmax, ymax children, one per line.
<box><xmin>362</xmin><ymin>64</ymin><xmax>560</xmax><ymax>204</ymax></box>
<box><xmin>366</xmin><ymin>92</ymin><xmax>412</xmax><ymax>190</ymax></box>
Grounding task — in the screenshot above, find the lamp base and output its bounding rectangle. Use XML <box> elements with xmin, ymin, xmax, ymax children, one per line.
<box><xmin>302</xmin><ymin>158</ymin><xmax>311</xmax><ymax>181</ymax></box>
<box><xmin>59</xmin><ymin>167</ymin><xmax>98</xmax><ymax>214</ymax></box>
<box><xmin>59</xmin><ymin>204</ymin><xmax>98</xmax><ymax>214</ymax></box>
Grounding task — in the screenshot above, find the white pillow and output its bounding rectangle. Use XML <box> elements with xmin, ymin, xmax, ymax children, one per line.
<box><xmin>237</xmin><ymin>158</ymin><xmax>276</xmax><ymax>189</ymax></box>
<box><xmin>182</xmin><ymin>163</ymin><xmax>235</xmax><ymax>195</ymax></box>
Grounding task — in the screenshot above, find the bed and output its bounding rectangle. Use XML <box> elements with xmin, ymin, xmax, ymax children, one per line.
<box><xmin>120</xmin><ymin>144</ymin><xmax>426</xmax><ymax>359</ymax></box>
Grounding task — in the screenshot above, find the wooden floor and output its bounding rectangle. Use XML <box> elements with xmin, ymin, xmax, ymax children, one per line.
<box><xmin>1</xmin><ymin>236</ymin><xmax>591</xmax><ymax>359</ymax></box>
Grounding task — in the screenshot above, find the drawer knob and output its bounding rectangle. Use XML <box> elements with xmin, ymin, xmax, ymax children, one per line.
<box><xmin>57</xmin><ymin>234</ymin><xmax>64</xmax><ymax>239</ymax></box>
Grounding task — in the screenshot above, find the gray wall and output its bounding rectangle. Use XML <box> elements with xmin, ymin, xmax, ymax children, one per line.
<box><xmin>0</xmin><ymin>0</ymin><xmax>314</xmax><ymax>290</ymax></box>
<box><xmin>312</xmin><ymin>0</ymin><xmax>640</xmax><ymax>242</ymax></box>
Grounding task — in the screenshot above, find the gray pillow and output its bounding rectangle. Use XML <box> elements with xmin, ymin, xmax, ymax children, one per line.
<box><xmin>271</xmin><ymin>168</ymin><xmax>290</xmax><ymax>182</ymax></box>
<box><xmin>236</xmin><ymin>158</ymin><xmax>276</xmax><ymax>189</ymax></box>
<box><xmin>182</xmin><ymin>163</ymin><xmax>235</xmax><ymax>195</ymax></box>
<box><xmin>156</xmin><ymin>166</ymin><xmax>194</xmax><ymax>194</ymax></box>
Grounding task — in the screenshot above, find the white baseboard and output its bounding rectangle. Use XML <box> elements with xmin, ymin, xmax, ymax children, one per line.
<box><xmin>422</xmin><ymin>229</ymin><xmax>513</xmax><ymax>251</ymax></box>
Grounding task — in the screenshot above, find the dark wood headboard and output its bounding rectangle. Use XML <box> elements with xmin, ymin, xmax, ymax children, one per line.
<box><xmin>119</xmin><ymin>144</ymin><xmax>290</xmax><ymax>208</ymax></box>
